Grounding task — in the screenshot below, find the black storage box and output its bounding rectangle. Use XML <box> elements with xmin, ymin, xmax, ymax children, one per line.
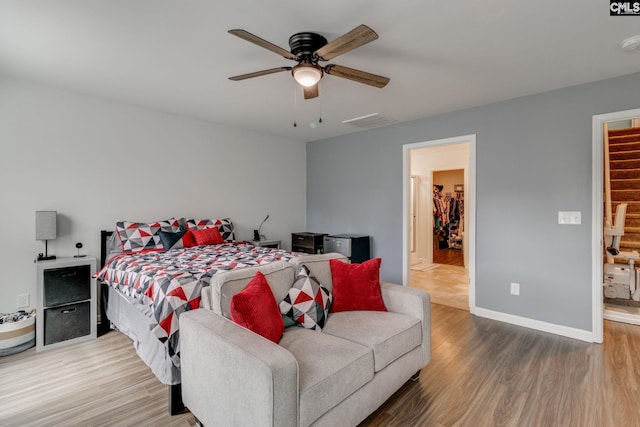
<box><xmin>44</xmin><ymin>301</ymin><xmax>91</xmax><ymax>346</ymax></box>
<box><xmin>44</xmin><ymin>265</ymin><xmax>91</xmax><ymax>307</ymax></box>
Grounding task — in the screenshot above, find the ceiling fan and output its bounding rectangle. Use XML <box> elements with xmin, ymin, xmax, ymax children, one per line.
<box><xmin>228</xmin><ymin>25</ymin><xmax>390</xmax><ymax>100</ymax></box>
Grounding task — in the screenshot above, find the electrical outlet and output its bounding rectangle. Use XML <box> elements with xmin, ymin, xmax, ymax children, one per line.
<box><xmin>17</xmin><ymin>293</ymin><xmax>30</xmax><ymax>308</ymax></box>
<box><xmin>510</xmin><ymin>282</ymin><xmax>520</xmax><ymax>296</ymax></box>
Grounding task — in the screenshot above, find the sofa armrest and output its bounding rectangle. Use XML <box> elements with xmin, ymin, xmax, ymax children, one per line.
<box><xmin>180</xmin><ymin>309</ymin><xmax>298</xmax><ymax>427</ymax></box>
<box><xmin>380</xmin><ymin>282</ymin><xmax>431</xmax><ymax>367</ymax></box>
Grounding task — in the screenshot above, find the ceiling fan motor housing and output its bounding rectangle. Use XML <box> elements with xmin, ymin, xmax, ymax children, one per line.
<box><xmin>289</xmin><ymin>32</ymin><xmax>327</xmax><ymax>60</ymax></box>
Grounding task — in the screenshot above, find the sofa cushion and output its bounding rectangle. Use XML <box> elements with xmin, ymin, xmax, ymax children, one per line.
<box><xmin>279</xmin><ymin>328</ymin><xmax>374</xmax><ymax>427</ymax></box>
<box><xmin>322</xmin><ymin>311</ymin><xmax>422</xmax><ymax>372</ymax></box>
<box><xmin>288</xmin><ymin>253</ymin><xmax>348</xmax><ymax>291</ymax></box>
<box><xmin>207</xmin><ymin>261</ymin><xmax>295</xmax><ymax>318</ymax></box>
<box><xmin>279</xmin><ymin>265</ymin><xmax>332</xmax><ymax>331</ymax></box>
<box><xmin>230</xmin><ymin>271</ymin><xmax>284</xmax><ymax>343</ymax></box>
<box><xmin>329</xmin><ymin>258</ymin><xmax>387</xmax><ymax>313</ymax></box>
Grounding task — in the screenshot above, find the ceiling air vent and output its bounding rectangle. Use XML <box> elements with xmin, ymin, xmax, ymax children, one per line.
<box><xmin>342</xmin><ymin>113</ymin><xmax>396</xmax><ymax>129</ymax></box>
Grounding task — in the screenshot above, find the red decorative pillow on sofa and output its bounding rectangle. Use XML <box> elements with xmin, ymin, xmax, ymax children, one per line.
<box><xmin>191</xmin><ymin>227</ymin><xmax>224</xmax><ymax>246</ymax></box>
<box><xmin>230</xmin><ymin>271</ymin><xmax>284</xmax><ymax>343</ymax></box>
<box><xmin>329</xmin><ymin>258</ymin><xmax>387</xmax><ymax>313</ymax></box>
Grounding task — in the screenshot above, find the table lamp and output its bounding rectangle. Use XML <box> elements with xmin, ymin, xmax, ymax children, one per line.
<box><xmin>36</xmin><ymin>211</ymin><xmax>57</xmax><ymax>261</ymax></box>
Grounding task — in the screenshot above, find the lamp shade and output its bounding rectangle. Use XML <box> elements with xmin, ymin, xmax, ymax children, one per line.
<box><xmin>292</xmin><ymin>64</ymin><xmax>323</xmax><ymax>87</ymax></box>
<box><xmin>35</xmin><ymin>211</ymin><xmax>57</xmax><ymax>241</ymax></box>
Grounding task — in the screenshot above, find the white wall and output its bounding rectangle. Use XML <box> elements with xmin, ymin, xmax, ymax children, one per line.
<box><xmin>411</xmin><ymin>144</ymin><xmax>470</xmax><ymax>175</ymax></box>
<box><xmin>0</xmin><ymin>76</ymin><xmax>306</xmax><ymax>313</ymax></box>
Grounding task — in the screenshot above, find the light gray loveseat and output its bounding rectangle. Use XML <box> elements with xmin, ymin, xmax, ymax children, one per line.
<box><xmin>180</xmin><ymin>253</ymin><xmax>431</xmax><ymax>427</ymax></box>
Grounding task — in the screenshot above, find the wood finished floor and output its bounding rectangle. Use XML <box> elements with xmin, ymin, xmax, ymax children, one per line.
<box><xmin>432</xmin><ymin>246</ymin><xmax>465</xmax><ymax>267</ymax></box>
<box><xmin>410</xmin><ymin>264</ymin><xmax>469</xmax><ymax>311</ymax></box>
<box><xmin>0</xmin><ymin>332</ymin><xmax>197</xmax><ymax>427</ymax></box>
<box><xmin>2</xmin><ymin>306</ymin><xmax>640</xmax><ymax>426</ymax></box>
<box><xmin>360</xmin><ymin>306</ymin><xmax>640</xmax><ymax>427</ymax></box>
<box><xmin>410</xmin><ymin>243</ymin><xmax>468</xmax><ymax>311</ymax></box>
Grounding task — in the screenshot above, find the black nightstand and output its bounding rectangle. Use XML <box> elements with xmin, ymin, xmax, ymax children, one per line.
<box><xmin>250</xmin><ymin>239</ymin><xmax>281</xmax><ymax>249</ymax></box>
<box><xmin>292</xmin><ymin>232</ymin><xmax>327</xmax><ymax>254</ymax></box>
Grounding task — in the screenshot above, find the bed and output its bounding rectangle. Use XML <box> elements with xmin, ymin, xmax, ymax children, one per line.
<box><xmin>96</xmin><ymin>218</ymin><xmax>300</xmax><ymax>414</ymax></box>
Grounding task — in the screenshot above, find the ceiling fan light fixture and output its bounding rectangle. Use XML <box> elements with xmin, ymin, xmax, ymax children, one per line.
<box><xmin>292</xmin><ymin>63</ymin><xmax>323</xmax><ymax>87</ymax></box>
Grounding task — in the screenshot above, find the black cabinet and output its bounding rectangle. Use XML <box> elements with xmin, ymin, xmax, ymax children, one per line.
<box><xmin>43</xmin><ymin>265</ymin><xmax>91</xmax><ymax>306</ymax></box>
<box><xmin>292</xmin><ymin>232</ymin><xmax>327</xmax><ymax>254</ymax></box>
<box><xmin>43</xmin><ymin>301</ymin><xmax>91</xmax><ymax>345</ymax></box>
<box><xmin>324</xmin><ymin>234</ymin><xmax>371</xmax><ymax>263</ymax></box>
<box><xmin>36</xmin><ymin>257</ymin><xmax>97</xmax><ymax>351</ymax></box>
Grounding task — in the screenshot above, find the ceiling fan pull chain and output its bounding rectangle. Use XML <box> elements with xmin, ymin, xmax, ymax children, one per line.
<box><xmin>293</xmin><ymin>82</ymin><xmax>298</xmax><ymax>127</ymax></box>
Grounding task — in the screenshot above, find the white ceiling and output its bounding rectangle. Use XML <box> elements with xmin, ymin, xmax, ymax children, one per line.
<box><xmin>1</xmin><ymin>1</ymin><xmax>639</xmax><ymax>142</ymax></box>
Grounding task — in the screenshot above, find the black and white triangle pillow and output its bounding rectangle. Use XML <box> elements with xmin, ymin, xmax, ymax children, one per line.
<box><xmin>280</xmin><ymin>265</ymin><xmax>332</xmax><ymax>331</ymax></box>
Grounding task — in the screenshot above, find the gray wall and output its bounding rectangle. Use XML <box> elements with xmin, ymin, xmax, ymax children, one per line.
<box><xmin>307</xmin><ymin>71</ymin><xmax>640</xmax><ymax>332</ymax></box>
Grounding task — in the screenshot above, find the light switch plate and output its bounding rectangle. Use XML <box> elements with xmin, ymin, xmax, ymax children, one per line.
<box><xmin>558</xmin><ymin>211</ymin><xmax>581</xmax><ymax>225</ymax></box>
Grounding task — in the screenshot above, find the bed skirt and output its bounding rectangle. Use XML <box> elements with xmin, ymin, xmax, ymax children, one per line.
<box><xmin>105</xmin><ymin>285</ymin><xmax>181</xmax><ymax>385</ymax></box>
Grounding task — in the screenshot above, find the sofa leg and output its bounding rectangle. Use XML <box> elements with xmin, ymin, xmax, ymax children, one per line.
<box><xmin>410</xmin><ymin>370</ymin><xmax>421</xmax><ymax>381</ymax></box>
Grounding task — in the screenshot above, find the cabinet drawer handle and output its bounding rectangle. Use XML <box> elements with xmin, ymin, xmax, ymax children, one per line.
<box><xmin>61</xmin><ymin>308</ymin><xmax>76</xmax><ymax>314</ymax></box>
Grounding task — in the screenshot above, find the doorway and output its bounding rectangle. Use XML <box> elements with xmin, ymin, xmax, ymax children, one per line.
<box><xmin>593</xmin><ymin>108</ymin><xmax>640</xmax><ymax>343</ymax></box>
<box><xmin>595</xmin><ymin>112</ymin><xmax>640</xmax><ymax>333</ymax></box>
<box><xmin>403</xmin><ymin>135</ymin><xmax>476</xmax><ymax>314</ymax></box>
<box><xmin>432</xmin><ymin>169</ymin><xmax>465</xmax><ymax>266</ymax></box>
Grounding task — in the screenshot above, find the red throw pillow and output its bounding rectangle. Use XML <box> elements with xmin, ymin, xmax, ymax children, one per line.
<box><xmin>191</xmin><ymin>227</ymin><xmax>224</xmax><ymax>246</ymax></box>
<box><xmin>329</xmin><ymin>258</ymin><xmax>387</xmax><ymax>313</ymax></box>
<box><xmin>230</xmin><ymin>271</ymin><xmax>284</xmax><ymax>343</ymax></box>
<box><xmin>181</xmin><ymin>230</ymin><xmax>195</xmax><ymax>248</ymax></box>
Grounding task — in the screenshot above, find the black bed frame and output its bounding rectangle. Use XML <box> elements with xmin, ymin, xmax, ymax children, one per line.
<box><xmin>99</xmin><ymin>230</ymin><xmax>185</xmax><ymax>415</ymax></box>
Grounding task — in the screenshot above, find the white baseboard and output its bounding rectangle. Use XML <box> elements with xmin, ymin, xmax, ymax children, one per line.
<box><xmin>604</xmin><ymin>306</ymin><xmax>640</xmax><ymax>325</ymax></box>
<box><xmin>474</xmin><ymin>308</ymin><xmax>595</xmax><ymax>342</ymax></box>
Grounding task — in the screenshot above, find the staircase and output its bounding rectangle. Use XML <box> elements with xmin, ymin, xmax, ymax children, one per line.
<box><xmin>608</xmin><ymin>127</ymin><xmax>640</xmax><ymax>252</ymax></box>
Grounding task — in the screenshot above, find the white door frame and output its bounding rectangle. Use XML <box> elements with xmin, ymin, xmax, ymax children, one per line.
<box><xmin>402</xmin><ymin>134</ymin><xmax>477</xmax><ymax>314</ymax></box>
<box><xmin>410</xmin><ymin>175</ymin><xmax>417</xmax><ymax>257</ymax></box>
<box><xmin>592</xmin><ymin>107</ymin><xmax>640</xmax><ymax>342</ymax></box>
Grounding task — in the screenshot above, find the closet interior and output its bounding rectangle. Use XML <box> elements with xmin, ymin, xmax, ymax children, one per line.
<box><xmin>432</xmin><ymin>169</ymin><xmax>464</xmax><ymax>266</ymax></box>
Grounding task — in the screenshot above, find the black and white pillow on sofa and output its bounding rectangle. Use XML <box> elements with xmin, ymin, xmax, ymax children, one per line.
<box><xmin>279</xmin><ymin>265</ymin><xmax>332</xmax><ymax>331</ymax></box>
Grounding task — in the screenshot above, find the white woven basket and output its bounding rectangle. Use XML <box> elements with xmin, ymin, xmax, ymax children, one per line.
<box><xmin>0</xmin><ymin>314</ymin><xmax>36</xmax><ymax>356</ymax></box>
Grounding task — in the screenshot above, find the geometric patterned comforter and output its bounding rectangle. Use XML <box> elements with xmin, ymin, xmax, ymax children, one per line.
<box><xmin>96</xmin><ymin>242</ymin><xmax>300</xmax><ymax>368</ymax></box>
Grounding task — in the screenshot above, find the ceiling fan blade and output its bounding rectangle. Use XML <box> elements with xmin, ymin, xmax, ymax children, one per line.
<box><xmin>303</xmin><ymin>84</ymin><xmax>319</xmax><ymax>99</ymax></box>
<box><xmin>314</xmin><ymin>25</ymin><xmax>379</xmax><ymax>61</ymax></box>
<box><xmin>228</xmin><ymin>29</ymin><xmax>297</xmax><ymax>60</ymax></box>
<box><xmin>325</xmin><ymin>64</ymin><xmax>389</xmax><ymax>88</ymax></box>
<box><xmin>229</xmin><ymin>67</ymin><xmax>291</xmax><ymax>81</ymax></box>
